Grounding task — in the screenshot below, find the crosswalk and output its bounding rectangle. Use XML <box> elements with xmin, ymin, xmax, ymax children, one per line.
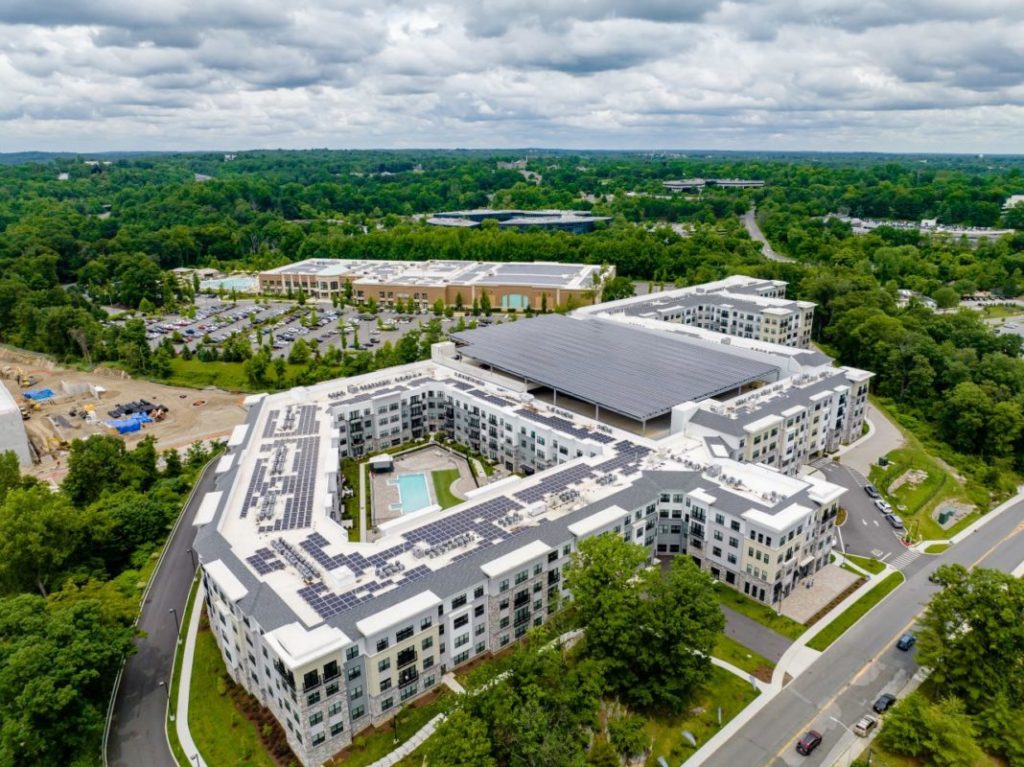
<box><xmin>887</xmin><ymin>548</ymin><xmax>921</xmax><ymax>570</ymax></box>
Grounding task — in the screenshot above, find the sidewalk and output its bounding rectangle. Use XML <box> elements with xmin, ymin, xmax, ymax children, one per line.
<box><xmin>173</xmin><ymin>582</ymin><xmax>207</xmax><ymax>767</ymax></box>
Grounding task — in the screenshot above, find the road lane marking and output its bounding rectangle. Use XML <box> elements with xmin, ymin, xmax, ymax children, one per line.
<box><xmin>763</xmin><ymin>521</ymin><xmax>1024</xmax><ymax>766</ymax></box>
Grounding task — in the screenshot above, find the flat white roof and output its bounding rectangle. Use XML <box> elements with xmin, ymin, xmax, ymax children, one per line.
<box><xmin>205</xmin><ymin>558</ymin><xmax>249</xmax><ymax>602</ymax></box>
<box><xmin>194</xmin><ymin>491</ymin><xmax>223</xmax><ymax>527</ymax></box>
<box><xmin>268</xmin><ymin>622</ymin><xmax>351</xmax><ymax>668</ymax></box>
<box><xmin>567</xmin><ymin>505</ymin><xmax>628</xmax><ymax>537</ymax></box>
<box><xmin>216</xmin><ymin>454</ymin><xmax>235</xmax><ymax>474</ymax></box>
<box><xmin>744</xmin><ymin>414</ymin><xmax>783</xmax><ymax>434</ymax></box>
<box><xmin>355</xmin><ymin>590</ymin><xmax>441</xmax><ymax>638</ymax></box>
<box><xmin>481</xmin><ymin>540</ymin><xmax>551</xmax><ymax>578</ymax></box>
<box><xmin>227</xmin><ymin>424</ymin><xmax>250</xmax><ymax>448</ymax></box>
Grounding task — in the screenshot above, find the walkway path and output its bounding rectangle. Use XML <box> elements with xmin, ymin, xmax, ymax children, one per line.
<box><xmin>720</xmin><ymin>606</ymin><xmax>791</xmax><ymax>664</ymax></box>
<box><xmin>173</xmin><ymin>583</ymin><xmax>207</xmax><ymax>766</ymax></box>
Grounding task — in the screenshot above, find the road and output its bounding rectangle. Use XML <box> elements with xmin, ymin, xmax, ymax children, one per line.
<box><xmin>741</xmin><ymin>208</ymin><xmax>793</xmax><ymax>263</ymax></box>
<box><xmin>106</xmin><ymin>463</ymin><xmax>219</xmax><ymax>767</ymax></box>
<box><xmin>699</xmin><ymin>496</ymin><xmax>1024</xmax><ymax>767</ymax></box>
<box><xmin>721</xmin><ymin>606</ymin><xmax>791</xmax><ymax>664</ymax></box>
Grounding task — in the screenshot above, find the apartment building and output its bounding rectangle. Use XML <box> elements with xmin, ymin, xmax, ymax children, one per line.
<box><xmin>192</xmin><ymin>278</ymin><xmax>862</xmax><ymax>766</ymax></box>
<box><xmin>577</xmin><ymin>275</ymin><xmax>815</xmax><ymax>349</ymax></box>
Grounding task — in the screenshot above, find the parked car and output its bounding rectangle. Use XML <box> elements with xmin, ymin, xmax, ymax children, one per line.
<box><xmin>864</xmin><ymin>484</ymin><xmax>881</xmax><ymax>499</ymax></box>
<box><xmin>853</xmin><ymin>714</ymin><xmax>879</xmax><ymax>737</ymax></box>
<box><xmin>873</xmin><ymin>693</ymin><xmax>897</xmax><ymax>713</ymax></box>
<box><xmin>897</xmin><ymin>633</ymin><xmax>916</xmax><ymax>651</ymax></box>
<box><xmin>874</xmin><ymin>498</ymin><xmax>892</xmax><ymax>513</ymax></box>
<box><xmin>885</xmin><ymin>513</ymin><xmax>905</xmax><ymax>530</ymax></box>
<box><xmin>796</xmin><ymin>730</ymin><xmax>823</xmax><ymax>756</ymax></box>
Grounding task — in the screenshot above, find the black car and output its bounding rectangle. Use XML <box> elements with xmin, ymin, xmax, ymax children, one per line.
<box><xmin>897</xmin><ymin>633</ymin><xmax>916</xmax><ymax>651</ymax></box>
<box><xmin>796</xmin><ymin>730</ymin><xmax>823</xmax><ymax>756</ymax></box>
<box><xmin>873</xmin><ymin>693</ymin><xmax>897</xmax><ymax>713</ymax></box>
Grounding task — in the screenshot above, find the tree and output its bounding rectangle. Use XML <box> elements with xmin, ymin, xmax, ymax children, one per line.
<box><xmin>0</xmin><ymin>486</ymin><xmax>80</xmax><ymax>596</ymax></box>
<box><xmin>63</xmin><ymin>435</ymin><xmax>127</xmax><ymax>507</ymax></box>
<box><xmin>600</xmin><ymin>276</ymin><xmax>635</xmax><ymax>302</ymax></box>
<box><xmin>541</xmin><ymin>292</ymin><xmax>548</xmax><ymax>313</ymax></box>
<box><xmin>917</xmin><ymin>565</ymin><xmax>1024</xmax><ymax>710</ymax></box>
<box><xmin>586</xmin><ymin>739</ymin><xmax>619</xmax><ymax>767</ymax></box>
<box><xmin>0</xmin><ymin>451</ymin><xmax>34</xmax><ymax>506</ymax></box>
<box><xmin>608</xmin><ymin>713</ymin><xmax>648</xmax><ymax>759</ymax></box>
<box><xmin>565</xmin><ymin>535</ymin><xmax>723</xmax><ymax>710</ymax></box>
<box><xmin>877</xmin><ymin>692</ymin><xmax>984</xmax><ymax>767</ymax></box>
<box><xmin>933</xmin><ymin>286</ymin><xmax>960</xmax><ymax>309</ymax></box>
<box><xmin>426</xmin><ymin>710</ymin><xmax>496</xmax><ymax>767</ymax></box>
<box><xmin>288</xmin><ymin>338</ymin><xmax>311</xmax><ymax>365</ymax></box>
<box><xmin>455</xmin><ymin>292</ymin><xmax>465</xmax><ymax>311</ymax></box>
<box><xmin>163</xmin><ymin>448</ymin><xmax>182</xmax><ymax>478</ymax></box>
<box><xmin>480</xmin><ymin>290</ymin><xmax>492</xmax><ymax>316</ymax></box>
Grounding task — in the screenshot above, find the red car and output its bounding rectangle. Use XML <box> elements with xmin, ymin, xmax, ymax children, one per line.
<box><xmin>796</xmin><ymin>730</ymin><xmax>823</xmax><ymax>756</ymax></box>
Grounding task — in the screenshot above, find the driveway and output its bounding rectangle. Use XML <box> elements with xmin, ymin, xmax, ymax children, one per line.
<box><xmin>813</xmin><ymin>460</ymin><xmax>907</xmax><ymax>563</ymax></box>
<box><xmin>106</xmin><ymin>463</ymin><xmax>218</xmax><ymax>767</ymax></box>
<box><xmin>839</xmin><ymin>403</ymin><xmax>906</xmax><ymax>477</ymax></box>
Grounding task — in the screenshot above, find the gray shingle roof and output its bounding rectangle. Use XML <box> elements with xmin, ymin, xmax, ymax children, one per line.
<box><xmin>452</xmin><ymin>316</ymin><xmax>780</xmax><ymax>421</ymax></box>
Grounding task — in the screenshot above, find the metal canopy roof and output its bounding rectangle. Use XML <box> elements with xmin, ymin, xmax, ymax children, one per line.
<box><xmin>452</xmin><ymin>315</ymin><xmax>780</xmax><ymax>421</ymax></box>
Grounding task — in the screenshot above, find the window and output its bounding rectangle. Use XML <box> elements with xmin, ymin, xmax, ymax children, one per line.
<box><xmin>474</xmin><ymin>586</ymin><xmax>484</xmax><ymax>599</ymax></box>
<box><xmin>515</xmin><ymin>570</ymin><xmax>528</xmax><ymax>585</ymax></box>
<box><xmin>312</xmin><ymin>732</ymin><xmax>325</xmax><ymax>746</ymax></box>
<box><xmin>351</xmin><ymin>705</ymin><xmax>365</xmax><ymax>719</ymax></box>
<box><xmin>420</xmin><ymin>617</ymin><xmax>432</xmax><ymax>631</ymax></box>
<box><xmin>306</xmin><ymin>691</ymin><xmax>321</xmax><ymax>706</ymax></box>
<box><xmin>453</xmin><ymin>614</ymin><xmax>469</xmax><ymax>629</ymax></box>
<box><xmin>303</xmin><ymin>670</ymin><xmax>320</xmax><ymax>691</ymax></box>
<box><xmin>326</xmin><ymin>682</ymin><xmax>339</xmax><ymax>697</ymax></box>
<box><xmin>499</xmin><ymin>598</ymin><xmax>509</xmax><ymax>610</ymax></box>
<box><xmin>324</xmin><ymin>660</ymin><xmax>340</xmax><ymax>680</ymax></box>
<box><xmin>379</xmin><ymin>678</ymin><xmax>392</xmax><ymax>692</ymax></box>
<box><xmin>378</xmin><ymin>659</ymin><xmax>390</xmax><ymax>673</ymax></box>
<box><xmin>376</xmin><ymin>638</ymin><xmax>389</xmax><ymax>653</ymax></box>
<box><xmin>380</xmin><ymin>698</ymin><xmax>393</xmax><ymax>712</ymax></box>
<box><xmin>499</xmin><ymin>579</ymin><xmax>509</xmax><ymax>592</ymax></box>
<box><xmin>729</xmin><ymin>537</ymin><xmax>739</xmax><ymax>549</ymax></box>
<box><xmin>562</xmin><ymin>544</ymin><xmax>571</xmax><ymax>556</ymax></box>
<box><xmin>310</xmin><ymin>712</ymin><xmax>323</xmax><ymax>726</ymax></box>
<box><xmin>347</xmin><ymin>666</ymin><xmax>361</xmax><ymax>681</ymax></box>
<box><xmin>331</xmin><ymin>721</ymin><xmax>345</xmax><ymax>736</ymax></box>
<box><xmin>474</xmin><ymin>605</ymin><xmax>484</xmax><ymax>617</ymax></box>
<box><xmin>712</xmin><ymin>546</ymin><xmax>722</xmax><ymax>557</ymax></box>
<box><xmin>475</xmin><ymin>624</ymin><xmax>485</xmax><ymax>636</ymax></box>
<box><xmin>421</xmin><ymin>637</ymin><xmax>433</xmax><ymax>650</ymax></box>
<box><xmin>500</xmin><ymin>634</ymin><xmax>510</xmax><ymax>647</ymax></box>
<box><xmin>715</xmin><ymin>513</ymin><xmax>725</xmax><ymax>525</ymax></box>
<box><xmin>350</xmin><ymin>685</ymin><xmax>363</xmax><ymax>700</ymax></box>
<box><xmin>454</xmin><ymin>633</ymin><xmax>469</xmax><ymax>648</ymax></box>
<box><xmin>451</xmin><ymin>594</ymin><xmax>467</xmax><ymax>609</ymax></box>
<box><xmin>533</xmin><ymin>563</ymin><xmax>543</xmax><ymax>576</ymax></box>
<box><xmin>396</xmin><ymin>625</ymin><xmax>414</xmax><ymax>642</ymax></box>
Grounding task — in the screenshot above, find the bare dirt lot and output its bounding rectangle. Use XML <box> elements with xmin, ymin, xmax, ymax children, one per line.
<box><xmin>1</xmin><ymin>346</ymin><xmax>247</xmax><ymax>481</ymax></box>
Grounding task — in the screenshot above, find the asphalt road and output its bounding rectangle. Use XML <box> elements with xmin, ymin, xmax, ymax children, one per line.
<box><xmin>741</xmin><ymin>208</ymin><xmax>793</xmax><ymax>263</ymax></box>
<box><xmin>813</xmin><ymin>461</ymin><xmax>906</xmax><ymax>562</ymax></box>
<box><xmin>721</xmin><ymin>606</ymin><xmax>791</xmax><ymax>664</ymax></box>
<box><xmin>699</xmin><ymin>496</ymin><xmax>1024</xmax><ymax>767</ymax></box>
<box><xmin>106</xmin><ymin>463</ymin><xmax>219</xmax><ymax>767</ymax></box>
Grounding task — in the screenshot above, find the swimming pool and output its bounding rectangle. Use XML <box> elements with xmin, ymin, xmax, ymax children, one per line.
<box><xmin>394</xmin><ymin>473</ymin><xmax>432</xmax><ymax>514</ymax></box>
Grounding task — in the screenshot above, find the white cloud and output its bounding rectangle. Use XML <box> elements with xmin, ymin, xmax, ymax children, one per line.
<box><xmin>0</xmin><ymin>0</ymin><xmax>1020</xmax><ymax>151</ymax></box>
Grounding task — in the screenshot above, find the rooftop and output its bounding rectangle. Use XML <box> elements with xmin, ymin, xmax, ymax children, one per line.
<box><xmin>452</xmin><ymin>314</ymin><xmax>780</xmax><ymax>421</ymax></box>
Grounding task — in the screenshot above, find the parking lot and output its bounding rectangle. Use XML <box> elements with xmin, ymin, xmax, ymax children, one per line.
<box><xmin>130</xmin><ymin>297</ymin><xmax>467</xmax><ymax>361</ymax></box>
<box><xmin>812</xmin><ymin>460</ymin><xmax>907</xmax><ymax>562</ymax></box>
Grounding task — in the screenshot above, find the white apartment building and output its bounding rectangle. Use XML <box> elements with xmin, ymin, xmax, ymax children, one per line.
<box><xmin>192</xmin><ymin>278</ymin><xmax>862</xmax><ymax>767</ymax></box>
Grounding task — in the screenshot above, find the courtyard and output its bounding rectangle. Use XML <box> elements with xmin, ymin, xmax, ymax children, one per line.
<box><xmin>369</xmin><ymin>445</ymin><xmax>477</xmax><ymax>525</ymax></box>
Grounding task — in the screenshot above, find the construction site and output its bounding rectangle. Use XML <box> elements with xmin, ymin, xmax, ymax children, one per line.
<box><xmin>0</xmin><ymin>347</ymin><xmax>247</xmax><ymax>479</ymax></box>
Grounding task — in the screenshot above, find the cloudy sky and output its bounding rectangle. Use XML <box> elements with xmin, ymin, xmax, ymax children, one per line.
<box><xmin>1</xmin><ymin>0</ymin><xmax>1022</xmax><ymax>152</ymax></box>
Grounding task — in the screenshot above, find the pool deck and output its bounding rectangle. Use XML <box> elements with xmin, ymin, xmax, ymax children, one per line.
<box><xmin>369</xmin><ymin>445</ymin><xmax>475</xmax><ymax>526</ymax></box>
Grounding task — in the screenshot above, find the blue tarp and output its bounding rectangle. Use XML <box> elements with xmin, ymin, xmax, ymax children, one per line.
<box><xmin>106</xmin><ymin>412</ymin><xmax>152</xmax><ymax>434</ymax></box>
<box><xmin>23</xmin><ymin>388</ymin><xmax>55</xmax><ymax>400</ymax></box>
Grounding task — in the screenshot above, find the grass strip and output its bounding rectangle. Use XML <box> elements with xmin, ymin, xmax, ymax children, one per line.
<box><xmin>807</xmin><ymin>572</ymin><xmax>904</xmax><ymax>651</ymax></box>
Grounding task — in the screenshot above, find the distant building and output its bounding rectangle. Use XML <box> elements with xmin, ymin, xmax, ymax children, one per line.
<box><xmin>896</xmin><ymin>289</ymin><xmax>937</xmax><ymax>310</ymax></box>
<box><xmin>1004</xmin><ymin>194</ymin><xmax>1024</xmax><ymax>211</ymax></box>
<box><xmin>57</xmin><ymin>172</ymin><xmax>70</xmax><ymax>181</ymax></box>
<box><xmin>828</xmin><ymin>214</ymin><xmax>1014</xmax><ymax>241</ymax></box>
<box><xmin>426</xmin><ymin>209</ymin><xmax>610</xmax><ymax>234</ymax></box>
<box><xmin>663</xmin><ymin>178</ymin><xmax>765</xmax><ymax>192</ymax></box>
<box><xmin>496</xmin><ymin>159</ymin><xmax>528</xmax><ymax>170</ymax></box>
<box><xmin>257</xmin><ymin>259</ymin><xmax>611</xmax><ymax>311</ymax></box>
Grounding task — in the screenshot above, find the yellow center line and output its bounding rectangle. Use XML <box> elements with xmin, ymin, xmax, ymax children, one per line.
<box><xmin>764</xmin><ymin>521</ymin><xmax>1024</xmax><ymax>766</ymax></box>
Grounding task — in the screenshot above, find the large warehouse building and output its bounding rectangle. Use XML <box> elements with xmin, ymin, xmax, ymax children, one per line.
<box><xmin>0</xmin><ymin>383</ymin><xmax>32</xmax><ymax>466</ymax></box>
<box><xmin>257</xmin><ymin>259</ymin><xmax>610</xmax><ymax>311</ymax></box>
<box><xmin>193</xmin><ymin>277</ymin><xmax>871</xmax><ymax>766</ymax></box>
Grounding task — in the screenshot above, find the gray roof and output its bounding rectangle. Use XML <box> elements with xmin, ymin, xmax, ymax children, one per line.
<box><xmin>452</xmin><ymin>316</ymin><xmax>780</xmax><ymax>421</ymax></box>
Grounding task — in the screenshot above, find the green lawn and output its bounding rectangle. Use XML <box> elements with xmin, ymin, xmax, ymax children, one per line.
<box><xmin>189</xmin><ymin>624</ymin><xmax>279</xmax><ymax>767</ymax></box>
<box><xmin>924</xmin><ymin>543</ymin><xmax>950</xmax><ymax>554</ymax></box>
<box><xmin>807</xmin><ymin>572</ymin><xmax>904</xmax><ymax>651</ymax></box>
<box><xmin>325</xmin><ymin>690</ymin><xmax>451</xmax><ymax>767</ymax></box>
<box><xmin>168</xmin><ymin>575</ymin><xmax>202</xmax><ymax>767</ymax></box>
<box><xmin>340</xmin><ymin>459</ymin><xmax>364</xmax><ymax>541</ymax></box>
<box><xmin>713</xmin><ymin>634</ymin><xmax>775</xmax><ymax>678</ymax></box>
<box><xmin>430</xmin><ymin>468</ymin><xmax>463</xmax><ymax>509</ymax></box>
<box><xmin>845</xmin><ymin>553</ymin><xmax>885</xmax><ymax>575</ymax></box>
<box><xmin>715</xmin><ymin>585</ymin><xmax>806</xmax><ymax>641</ymax></box>
<box><xmin>165</xmin><ymin>358</ymin><xmax>254</xmax><ymax>391</ymax></box>
<box><xmin>643</xmin><ymin>667</ymin><xmax>760</xmax><ymax>766</ymax></box>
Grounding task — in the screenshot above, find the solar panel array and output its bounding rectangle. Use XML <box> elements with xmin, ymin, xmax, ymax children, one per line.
<box><xmin>468</xmin><ymin>388</ymin><xmax>513</xmax><ymax>408</ymax></box>
<box><xmin>514</xmin><ymin>462</ymin><xmax>595</xmax><ymax>503</ymax></box>
<box><xmin>516</xmin><ymin>408</ymin><xmax>615</xmax><ymax>444</ymax></box>
<box><xmin>593</xmin><ymin>441</ymin><xmax>652</xmax><ymax>473</ymax></box>
<box><xmin>246</xmin><ymin>547</ymin><xmax>286</xmax><ymax>575</ymax></box>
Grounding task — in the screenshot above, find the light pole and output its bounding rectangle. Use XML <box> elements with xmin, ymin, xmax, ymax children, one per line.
<box><xmin>169</xmin><ymin>607</ymin><xmax>180</xmax><ymax>634</ymax></box>
<box><xmin>186</xmin><ymin>547</ymin><xmax>197</xmax><ymax>570</ymax></box>
<box><xmin>191</xmin><ymin>754</ymin><xmax>201</xmax><ymax>766</ymax></box>
<box><xmin>158</xmin><ymin>680</ymin><xmax>176</xmax><ymax>722</ymax></box>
